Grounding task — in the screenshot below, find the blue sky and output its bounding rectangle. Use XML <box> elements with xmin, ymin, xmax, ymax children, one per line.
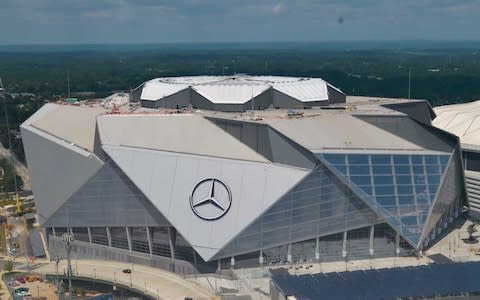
<box><xmin>1</xmin><ymin>0</ymin><xmax>479</xmax><ymax>44</ymax></box>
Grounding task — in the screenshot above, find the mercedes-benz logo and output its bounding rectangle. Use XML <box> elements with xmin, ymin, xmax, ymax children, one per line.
<box><xmin>190</xmin><ymin>178</ymin><xmax>232</xmax><ymax>221</ymax></box>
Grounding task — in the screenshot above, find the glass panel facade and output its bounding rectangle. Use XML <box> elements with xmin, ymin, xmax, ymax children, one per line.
<box><xmin>423</xmin><ymin>149</ymin><xmax>464</xmax><ymax>245</ymax></box>
<box><xmin>110</xmin><ymin>227</ymin><xmax>129</xmax><ymax>250</ymax></box>
<box><xmin>71</xmin><ymin>227</ymin><xmax>89</xmax><ymax>243</ymax></box>
<box><xmin>322</xmin><ymin>153</ymin><xmax>450</xmax><ymax>247</ymax></box>
<box><xmin>90</xmin><ymin>227</ymin><xmax>108</xmax><ymax>246</ymax></box>
<box><xmin>151</xmin><ymin>227</ymin><xmax>171</xmax><ymax>258</ymax></box>
<box><xmin>214</xmin><ymin>163</ymin><xmax>379</xmax><ymax>259</ymax></box>
<box><xmin>130</xmin><ymin>227</ymin><xmax>150</xmax><ymax>254</ymax></box>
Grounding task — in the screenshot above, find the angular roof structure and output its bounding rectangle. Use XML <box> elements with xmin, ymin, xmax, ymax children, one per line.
<box><xmin>21</xmin><ymin>79</ymin><xmax>465</xmax><ymax>267</ymax></box>
<box><xmin>133</xmin><ymin>75</ymin><xmax>346</xmax><ymax>110</ymax></box>
<box><xmin>433</xmin><ymin>99</ymin><xmax>480</xmax><ymax>149</ymax></box>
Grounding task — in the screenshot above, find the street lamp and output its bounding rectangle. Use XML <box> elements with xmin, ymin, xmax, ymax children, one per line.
<box><xmin>61</xmin><ymin>231</ymin><xmax>74</xmax><ymax>300</ymax></box>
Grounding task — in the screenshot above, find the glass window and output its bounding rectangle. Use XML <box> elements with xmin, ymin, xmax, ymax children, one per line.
<box><xmin>397</xmin><ymin>185</ymin><xmax>413</xmax><ymax>195</ymax></box>
<box><xmin>348</xmin><ymin>154</ymin><xmax>369</xmax><ymax>165</ymax></box>
<box><xmin>424</xmin><ymin>155</ymin><xmax>438</xmax><ymax>164</ymax></box>
<box><xmin>372</xmin><ymin>165</ymin><xmax>392</xmax><ymax>175</ymax></box>
<box><xmin>411</xmin><ymin>155</ymin><xmax>424</xmax><ymax>165</ymax></box>
<box><xmin>393</xmin><ymin>155</ymin><xmax>410</xmax><ymax>165</ymax></box>
<box><xmin>334</xmin><ymin>165</ymin><xmax>347</xmax><ymax>174</ymax></box>
<box><xmin>323</xmin><ymin>154</ymin><xmax>346</xmax><ymax>165</ymax></box>
<box><xmin>373</xmin><ymin>175</ymin><xmax>394</xmax><ymax>185</ymax></box>
<box><xmin>394</xmin><ymin>165</ymin><xmax>411</xmax><ymax>175</ymax></box>
<box><xmin>439</xmin><ymin>155</ymin><xmax>450</xmax><ymax>165</ymax></box>
<box><xmin>401</xmin><ymin>216</ymin><xmax>418</xmax><ymax>226</ymax></box>
<box><xmin>350</xmin><ymin>175</ymin><xmax>372</xmax><ymax>185</ymax></box>
<box><xmin>349</xmin><ymin>165</ymin><xmax>370</xmax><ymax>175</ymax></box>
<box><xmin>376</xmin><ymin>195</ymin><xmax>396</xmax><ymax>206</ymax></box>
<box><xmin>396</xmin><ymin>175</ymin><xmax>412</xmax><ymax>184</ymax></box>
<box><xmin>398</xmin><ymin>195</ymin><xmax>415</xmax><ymax>205</ymax></box>
<box><xmin>358</xmin><ymin>185</ymin><xmax>373</xmax><ymax>196</ymax></box>
<box><xmin>426</xmin><ymin>165</ymin><xmax>441</xmax><ymax>174</ymax></box>
<box><xmin>427</xmin><ymin>175</ymin><xmax>441</xmax><ymax>184</ymax></box>
<box><xmin>428</xmin><ymin>184</ymin><xmax>439</xmax><ymax>196</ymax></box>
<box><xmin>415</xmin><ymin>184</ymin><xmax>427</xmax><ymax>194</ymax></box>
<box><xmin>371</xmin><ymin>155</ymin><xmax>391</xmax><ymax>164</ymax></box>
<box><xmin>375</xmin><ymin>185</ymin><xmax>395</xmax><ymax>196</ymax></box>
<box><xmin>413</xmin><ymin>175</ymin><xmax>426</xmax><ymax>185</ymax></box>
<box><xmin>412</xmin><ymin>165</ymin><xmax>425</xmax><ymax>174</ymax></box>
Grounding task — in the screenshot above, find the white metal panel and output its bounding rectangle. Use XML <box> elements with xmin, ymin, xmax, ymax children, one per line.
<box><xmin>20</xmin><ymin>124</ymin><xmax>103</xmax><ymax>224</ymax></box>
<box><xmin>103</xmin><ymin>145</ymin><xmax>309</xmax><ymax>261</ymax></box>
<box><xmin>140</xmin><ymin>80</ymin><xmax>189</xmax><ymax>101</ymax></box>
<box><xmin>192</xmin><ymin>84</ymin><xmax>270</xmax><ymax>104</ymax></box>
<box><xmin>28</xmin><ymin>103</ymin><xmax>106</xmax><ymax>152</ymax></box>
<box><xmin>266</xmin><ymin>115</ymin><xmax>423</xmax><ymax>152</ymax></box>
<box><xmin>97</xmin><ymin>114</ymin><xmax>269</xmax><ymax>163</ymax></box>
<box><xmin>433</xmin><ymin>99</ymin><xmax>480</xmax><ymax>147</ymax></box>
<box><xmin>272</xmin><ymin>78</ymin><xmax>329</xmax><ymax>102</ymax></box>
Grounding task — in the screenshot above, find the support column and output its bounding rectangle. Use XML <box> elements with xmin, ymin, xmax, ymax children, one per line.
<box><xmin>342</xmin><ymin>231</ymin><xmax>348</xmax><ymax>259</ymax></box>
<box><xmin>87</xmin><ymin>227</ymin><xmax>92</xmax><ymax>244</ymax></box>
<box><xmin>125</xmin><ymin>227</ymin><xmax>132</xmax><ymax>252</ymax></box>
<box><xmin>230</xmin><ymin>256</ymin><xmax>235</xmax><ymax>269</ymax></box>
<box><xmin>168</xmin><ymin>227</ymin><xmax>176</xmax><ymax>261</ymax></box>
<box><xmin>52</xmin><ymin>227</ymin><xmax>56</xmax><ymax>237</ymax></box>
<box><xmin>106</xmin><ymin>227</ymin><xmax>112</xmax><ymax>248</ymax></box>
<box><xmin>287</xmin><ymin>244</ymin><xmax>292</xmax><ymax>263</ymax></box>
<box><xmin>193</xmin><ymin>250</ymin><xmax>197</xmax><ymax>265</ymax></box>
<box><xmin>314</xmin><ymin>237</ymin><xmax>320</xmax><ymax>261</ymax></box>
<box><xmin>395</xmin><ymin>232</ymin><xmax>400</xmax><ymax>256</ymax></box>
<box><xmin>217</xmin><ymin>259</ymin><xmax>221</xmax><ymax>271</ymax></box>
<box><xmin>146</xmin><ymin>227</ymin><xmax>153</xmax><ymax>257</ymax></box>
<box><xmin>259</xmin><ymin>250</ymin><xmax>264</xmax><ymax>265</ymax></box>
<box><xmin>369</xmin><ymin>225</ymin><xmax>375</xmax><ymax>257</ymax></box>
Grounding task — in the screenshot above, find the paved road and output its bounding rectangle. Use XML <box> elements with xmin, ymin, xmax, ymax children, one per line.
<box><xmin>34</xmin><ymin>259</ymin><xmax>215</xmax><ymax>300</ymax></box>
<box><xmin>0</xmin><ymin>141</ymin><xmax>31</xmax><ymax>191</ymax></box>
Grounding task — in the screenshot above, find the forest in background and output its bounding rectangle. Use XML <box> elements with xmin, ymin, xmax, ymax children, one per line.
<box><xmin>1</xmin><ymin>41</ymin><xmax>480</xmax><ymax>168</ymax></box>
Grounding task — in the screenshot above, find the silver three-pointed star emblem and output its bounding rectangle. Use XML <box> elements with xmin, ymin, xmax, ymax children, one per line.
<box><xmin>190</xmin><ymin>178</ymin><xmax>232</xmax><ymax>221</ymax></box>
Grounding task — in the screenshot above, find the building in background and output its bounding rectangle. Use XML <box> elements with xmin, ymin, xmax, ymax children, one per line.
<box><xmin>130</xmin><ymin>75</ymin><xmax>346</xmax><ymax>111</ymax></box>
<box><xmin>433</xmin><ymin>100</ymin><xmax>480</xmax><ymax>219</ymax></box>
<box><xmin>21</xmin><ymin>76</ymin><xmax>466</xmax><ymax>274</ymax></box>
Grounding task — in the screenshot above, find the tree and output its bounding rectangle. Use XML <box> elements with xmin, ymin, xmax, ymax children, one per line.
<box><xmin>4</xmin><ymin>260</ymin><xmax>13</xmax><ymax>272</ymax></box>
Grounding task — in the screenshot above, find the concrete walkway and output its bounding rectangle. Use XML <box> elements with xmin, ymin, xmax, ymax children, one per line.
<box><xmin>34</xmin><ymin>259</ymin><xmax>216</xmax><ymax>300</ymax></box>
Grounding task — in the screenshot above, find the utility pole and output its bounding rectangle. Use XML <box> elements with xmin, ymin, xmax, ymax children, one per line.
<box><xmin>62</xmin><ymin>231</ymin><xmax>74</xmax><ymax>300</ymax></box>
<box><xmin>54</xmin><ymin>255</ymin><xmax>61</xmax><ymax>296</ymax></box>
<box><xmin>408</xmin><ymin>68</ymin><xmax>411</xmax><ymax>99</ymax></box>
<box><xmin>67</xmin><ymin>71</ymin><xmax>71</xmax><ymax>98</ymax></box>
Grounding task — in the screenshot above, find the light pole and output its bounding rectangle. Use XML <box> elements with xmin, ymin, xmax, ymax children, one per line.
<box><xmin>61</xmin><ymin>231</ymin><xmax>75</xmax><ymax>300</ymax></box>
<box><xmin>130</xmin><ymin>263</ymin><xmax>133</xmax><ymax>287</ymax></box>
<box><xmin>54</xmin><ymin>255</ymin><xmax>61</xmax><ymax>296</ymax></box>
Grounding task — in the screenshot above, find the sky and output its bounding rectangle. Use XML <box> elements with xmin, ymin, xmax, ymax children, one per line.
<box><xmin>1</xmin><ymin>0</ymin><xmax>480</xmax><ymax>44</ymax></box>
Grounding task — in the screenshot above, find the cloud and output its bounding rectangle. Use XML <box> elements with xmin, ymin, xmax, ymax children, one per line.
<box><xmin>0</xmin><ymin>0</ymin><xmax>479</xmax><ymax>44</ymax></box>
<box><xmin>272</xmin><ymin>2</ymin><xmax>284</xmax><ymax>14</ymax></box>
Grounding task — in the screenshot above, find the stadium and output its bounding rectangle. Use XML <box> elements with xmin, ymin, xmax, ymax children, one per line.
<box><xmin>21</xmin><ymin>75</ymin><xmax>466</xmax><ymax>274</ymax></box>
<box><xmin>433</xmin><ymin>100</ymin><xmax>480</xmax><ymax>220</ymax></box>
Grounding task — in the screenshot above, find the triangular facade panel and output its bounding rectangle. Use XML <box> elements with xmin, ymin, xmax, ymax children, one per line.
<box><xmin>213</xmin><ymin>163</ymin><xmax>380</xmax><ymax>260</ymax></box>
<box><xmin>20</xmin><ymin>126</ymin><xmax>103</xmax><ymax>225</ymax></box>
<box><xmin>320</xmin><ymin>153</ymin><xmax>450</xmax><ymax>247</ymax></box>
<box><xmin>103</xmin><ymin>145</ymin><xmax>310</xmax><ymax>261</ymax></box>
<box><xmin>44</xmin><ymin>160</ymin><xmax>170</xmax><ymax>227</ymax></box>
<box><xmin>421</xmin><ymin>149</ymin><xmax>464</xmax><ymax>245</ymax></box>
